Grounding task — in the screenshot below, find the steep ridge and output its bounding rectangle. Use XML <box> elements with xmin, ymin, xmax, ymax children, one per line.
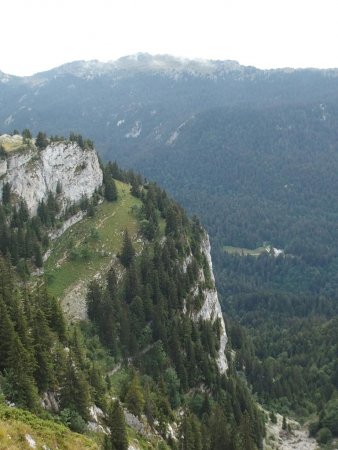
<box><xmin>0</xmin><ymin>132</ymin><xmax>266</xmax><ymax>450</ymax></box>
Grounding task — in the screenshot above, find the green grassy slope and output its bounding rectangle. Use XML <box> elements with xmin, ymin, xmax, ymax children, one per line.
<box><xmin>0</xmin><ymin>404</ymin><xmax>98</xmax><ymax>450</ymax></box>
<box><xmin>45</xmin><ymin>180</ymin><xmax>142</xmax><ymax>301</ymax></box>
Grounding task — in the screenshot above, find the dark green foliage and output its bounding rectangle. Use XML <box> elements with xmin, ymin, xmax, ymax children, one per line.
<box><xmin>86</xmin><ymin>280</ymin><xmax>102</xmax><ymax>323</ymax></box>
<box><xmin>60</xmin><ymin>407</ymin><xmax>87</xmax><ymax>433</ymax></box>
<box><xmin>3</xmin><ymin>334</ymin><xmax>40</xmax><ymax>411</ymax></box>
<box><xmin>179</xmin><ymin>411</ymin><xmax>202</xmax><ymax>450</ymax></box>
<box><xmin>316</xmin><ymin>427</ymin><xmax>332</xmax><ymax>444</ymax></box>
<box><xmin>208</xmin><ymin>406</ymin><xmax>231</xmax><ymax>450</ymax></box>
<box><xmin>60</xmin><ymin>353</ymin><xmax>91</xmax><ymax>420</ymax></box>
<box><xmin>0</xmin><ymin>199</ymin><xmax>51</xmax><ymax>270</ymax></box>
<box><xmin>22</xmin><ymin>128</ymin><xmax>32</xmax><ymax>140</ymax></box>
<box><xmin>104</xmin><ymin>177</ymin><xmax>118</xmax><ymax>202</ymax></box>
<box><xmin>2</xmin><ymin>182</ymin><xmax>11</xmax><ymax>205</ymax></box>
<box><xmin>0</xmin><ymin>298</ymin><xmax>17</xmax><ymax>373</ymax></box>
<box><xmin>89</xmin><ymin>364</ymin><xmax>107</xmax><ymax>410</ymax></box>
<box><xmin>125</xmin><ymin>371</ymin><xmax>145</xmax><ymax>417</ymax></box>
<box><xmin>0</xmin><ymin>254</ymin><xmax>107</xmax><ymax>426</ymax></box>
<box><xmin>107</xmin><ymin>400</ymin><xmax>128</xmax><ymax>450</ymax></box>
<box><xmin>69</xmin><ymin>132</ymin><xmax>93</xmax><ymax>150</ymax></box>
<box><xmin>35</xmin><ymin>131</ymin><xmax>48</xmax><ymax>150</ymax></box>
<box><xmin>56</xmin><ymin>180</ymin><xmax>62</xmax><ymax>194</ymax></box>
<box><xmin>0</xmin><ymin>145</ymin><xmax>6</xmax><ymax>159</ymax></box>
<box><xmin>119</xmin><ymin>230</ymin><xmax>135</xmax><ymax>268</ymax></box>
<box><xmin>32</xmin><ymin>308</ymin><xmax>54</xmax><ymax>391</ymax></box>
<box><xmin>33</xmin><ymin>243</ymin><xmax>43</xmax><ymax>267</ymax></box>
<box><xmin>103</xmin><ymin>434</ymin><xmax>113</xmax><ymax>450</ymax></box>
<box><xmin>269</xmin><ymin>411</ymin><xmax>277</xmax><ymax>424</ymax></box>
<box><xmin>318</xmin><ymin>398</ymin><xmax>338</xmax><ymax>436</ymax></box>
<box><xmin>229</xmin><ymin>293</ymin><xmax>338</xmax><ymax>426</ymax></box>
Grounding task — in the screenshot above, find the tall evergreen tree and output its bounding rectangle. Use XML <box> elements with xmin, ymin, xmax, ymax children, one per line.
<box><xmin>108</xmin><ymin>400</ymin><xmax>128</xmax><ymax>450</ymax></box>
<box><xmin>119</xmin><ymin>230</ymin><xmax>135</xmax><ymax>268</ymax></box>
<box><xmin>2</xmin><ymin>182</ymin><xmax>11</xmax><ymax>205</ymax></box>
<box><xmin>35</xmin><ymin>131</ymin><xmax>48</xmax><ymax>150</ymax></box>
<box><xmin>60</xmin><ymin>353</ymin><xmax>91</xmax><ymax>420</ymax></box>
<box><xmin>105</xmin><ymin>177</ymin><xmax>118</xmax><ymax>202</ymax></box>
<box><xmin>31</xmin><ymin>309</ymin><xmax>54</xmax><ymax>392</ymax></box>
<box><xmin>125</xmin><ymin>372</ymin><xmax>145</xmax><ymax>417</ymax></box>
<box><xmin>0</xmin><ymin>298</ymin><xmax>16</xmax><ymax>372</ymax></box>
<box><xmin>4</xmin><ymin>334</ymin><xmax>40</xmax><ymax>411</ymax></box>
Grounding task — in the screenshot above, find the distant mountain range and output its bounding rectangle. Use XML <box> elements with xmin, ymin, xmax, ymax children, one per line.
<box><xmin>2</xmin><ymin>53</ymin><xmax>338</xmax><ymax>166</ymax></box>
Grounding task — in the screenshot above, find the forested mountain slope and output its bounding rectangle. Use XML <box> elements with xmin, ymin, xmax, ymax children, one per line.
<box><xmin>0</xmin><ymin>133</ymin><xmax>264</xmax><ymax>450</ymax></box>
<box><xmin>2</xmin><ymin>55</ymin><xmax>338</xmax><ymax>444</ymax></box>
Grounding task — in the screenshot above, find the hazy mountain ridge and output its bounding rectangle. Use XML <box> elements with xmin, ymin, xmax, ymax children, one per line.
<box><xmin>3</xmin><ymin>54</ymin><xmax>338</xmax><ymax>178</ymax></box>
<box><xmin>3</xmin><ymin>53</ymin><xmax>338</xmax><ymax>82</ymax></box>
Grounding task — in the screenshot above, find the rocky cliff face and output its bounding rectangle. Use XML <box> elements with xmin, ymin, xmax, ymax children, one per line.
<box><xmin>196</xmin><ymin>234</ymin><xmax>228</xmax><ymax>373</ymax></box>
<box><xmin>0</xmin><ymin>140</ymin><xmax>103</xmax><ymax>214</ymax></box>
<box><xmin>185</xmin><ymin>233</ymin><xmax>228</xmax><ymax>374</ymax></box>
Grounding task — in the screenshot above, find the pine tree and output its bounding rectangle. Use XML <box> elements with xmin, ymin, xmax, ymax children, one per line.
<box><xmin>190</xmin><ymin>413</ymin><xmax>203</xmax><ymax>450</ymax></box>
<box><xmin>165</xmin><ymin>205</ymin><xmax>180</xmax><ymax>236</ymax></box>
<box><xmin>105</xmin><ymin>177</ymin><xmax>118</xmax><ymax>202</ymax></box>
<box><xmin>89</xmin><ymin>364</ymin><xmax>107</xmax><ymax>410</ymax></box>
<box><xmin>125</xmin><ymin>372</ymin><xmax>145</xmax><ymax>417</ymax></box>
<box><xmin>2</xmin><ymin>182</ymin><xmax>11</xmax><ymax>205</ymax></box>
<box><xmin>31</xmin><ymin>309</ymin><xmax>54</xmax><ymax>392</ymax></box>
<box><xmin>33</xmin><ymin>243</ymin><xmax>43</xmax><ymax>268</ymax></box>
<box><xmin>86</xmin><ymin>280</ymin><xmax>103</xmax><ymax>322</ymax></box>
<box><xmin>22</xmin><ymin>128</ymin><xmax>32</xmax><ymax>140</ymax></box>
<box><xmin>179</xmin><ymin>412</ymin><xmax>195</xmax><ymax>450</ymax></box>
<box><xmin>103</xmin><ymin>434</ymin><xmax>113</xmax><ymax>450</ymax></box>
<box><xmin>70</xmin><ymin>327</ymin><xmax>87</xmax><ymax>370</ymax></box>
<box><xmin>119</xmin><ymin>230</ymin><xmax>135</xmax><ymax>268</ymax></box>
<box><xmin>107</xmin><ymin>266</ymin><xmax>117</xmax><ymax>298</ymax></box>
<box><xmin>4</xmin><ymin>334</ymin><xmax>40</xmax><ymax>411</ymax></box>
<box><xmin>108</xmin><ymin>400</ymin><xmax>128</xmax><ymax>450</ymax></box>
<box><xmin>35</xmin><ymin>131</ymin><xmax>48</xmax><ymax>150</ymax></box>
<box><xmin>124</xmin><ymin>262</ymin><xmax>140</xmax><ymax>303</ymax></box>
<box><xmin>0</xmin><ymin>298</ymin><xmax>16</xmax><ymax>372</ymax></box>
<box><xmin>209</xmin><ymin>406</ymin><xmax>230</xmax><ymax>450</ymax></box>
<box><xmin>239</xmin><ymin>411</ymin><xmax>255</xmax><ymax>450</ymax></box>
<box><xmin>61</xmin><ymin>353</ymin><xmax>91</xmax><ymax>420</ymax></box>
<box><xmin>48</xmin><ymin>295</ymin><xmax>67</xmax><ymax>342</ymax></box>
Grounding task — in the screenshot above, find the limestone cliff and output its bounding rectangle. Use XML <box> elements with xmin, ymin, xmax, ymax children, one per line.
<box><xmin>185</xmin><ymin>233</ymin><xmax>228</xmax><ymax>373</ymax></box>
<box><xmin>0</xmin><ymin>139</ymin><xmax>103</xmax><ymax>214</ymax></box>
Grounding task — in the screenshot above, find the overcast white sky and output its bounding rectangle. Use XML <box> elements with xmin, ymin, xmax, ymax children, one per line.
<box><xmin>2</xmin><ymin>0</ymin><xmax>338</xmax><ymax>76</ymax></box>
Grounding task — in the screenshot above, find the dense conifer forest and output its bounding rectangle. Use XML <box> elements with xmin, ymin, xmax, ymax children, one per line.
<box><xmin>0</xmin><ymin>132</ymin><xmax>265</xmax><ymax>449</ymax></box>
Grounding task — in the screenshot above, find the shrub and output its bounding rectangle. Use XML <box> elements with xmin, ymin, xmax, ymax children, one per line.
<box><xmin>316</xmin><ymin>427</ymin><xmax>332</xmax><ymax>444</ymax></box>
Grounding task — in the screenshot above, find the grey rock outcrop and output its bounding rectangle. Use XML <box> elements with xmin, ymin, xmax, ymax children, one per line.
<box><xmin>0</xmin><ymin>140</ymin><xmax>102</xmax><ymax>214</ymax></box>
<box><xmin>185</xmin><ymin>233</ymin><xmax>228</xmax><ymax>373</ymax></box>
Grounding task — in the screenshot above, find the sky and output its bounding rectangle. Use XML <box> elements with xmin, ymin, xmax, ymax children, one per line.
<box><xmin>2</xmin><ymin>0</ymin><xmax>338</xmax><ymax>76</ymax></box>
